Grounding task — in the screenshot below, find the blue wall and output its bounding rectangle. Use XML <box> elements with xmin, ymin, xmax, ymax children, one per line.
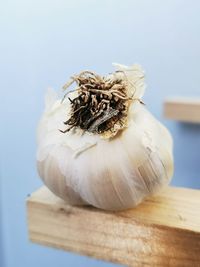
<box><xmin>0</xmin><ymin>1</ymin><xmax>200</xmax><ymax>266</ymax></box>
<box><xmin>0</xmin><ymin>172</ymin><xmax>4</xmax><ymax>267</ymax></box>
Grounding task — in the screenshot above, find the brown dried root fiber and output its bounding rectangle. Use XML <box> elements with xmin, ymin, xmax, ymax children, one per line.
<box><xmin>60</xmin><ymin>70</ymin><xmax>133</xmax><ymax>138</ymax></box>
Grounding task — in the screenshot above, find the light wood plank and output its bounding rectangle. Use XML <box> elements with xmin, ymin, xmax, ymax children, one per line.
<box><xmin>164</xmin><ymin>98</ymin><xmax>200</xmax><ymax>123</ymax></box>
<box><xmin>27</xmin><ymin>186</ymin><xmax>200</xmax><ymax>267</ymax></box>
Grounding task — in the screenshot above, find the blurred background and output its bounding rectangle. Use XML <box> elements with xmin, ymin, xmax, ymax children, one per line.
<box><xmin>0</xmin><ymin>0</ymin><xmax>200</xmax><ymax>266</ymax></box>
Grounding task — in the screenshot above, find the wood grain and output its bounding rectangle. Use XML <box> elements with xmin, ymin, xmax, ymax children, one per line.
<box><xmin>27</xmin><ymin>186</ymin><xmax>200</xmax><ymax>267</ymax></box>
<box><xmin>164</xmin><ymin>98</ymin><xmax>200</xmax><ymax>123</ymax></box>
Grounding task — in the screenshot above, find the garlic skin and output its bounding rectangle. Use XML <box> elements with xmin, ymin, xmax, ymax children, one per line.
<box><xmin>37</xmin><ymin>64</ymin><xmax>173</xmax><ymax>211</ymax></box>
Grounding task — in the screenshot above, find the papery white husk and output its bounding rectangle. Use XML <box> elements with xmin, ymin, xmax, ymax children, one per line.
<box><xmin>37</xmin><ymin>64</ymin><xmax>173</xmax><ymax>211</ymax></box>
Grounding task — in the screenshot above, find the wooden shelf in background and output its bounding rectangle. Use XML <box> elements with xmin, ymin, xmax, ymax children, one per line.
<box><xmin>27</xmin><ymin>186</ymin><xmax>200</xmax><ymax>267</ymax></box>
<box><xmin>164</xmin><ymin>98</ymin><xmax>200</xmax><ymax>123</ymax></box>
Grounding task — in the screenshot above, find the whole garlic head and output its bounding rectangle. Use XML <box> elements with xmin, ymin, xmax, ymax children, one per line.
<box><xmin>37</xmin><ymin>64</ymin><xmax>173</xmax><ymax>211</ymax></box>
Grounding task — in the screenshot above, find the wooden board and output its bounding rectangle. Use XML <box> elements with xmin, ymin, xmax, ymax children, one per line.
<box><xmin>27</xmin><ymin>186</ymin><xmax>200</xmax><ymax>267</ymax></box>
<box><xmin>164</xmin><ymin>98</ymin><xmax>200</xmax><ymax>123</ymax></box>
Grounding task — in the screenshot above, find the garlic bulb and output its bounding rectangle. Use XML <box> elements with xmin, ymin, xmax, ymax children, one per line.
<box><xmin>37</xmin><ymin>64</ymin><xmax>173</xmax><ymax>211</ymax></box>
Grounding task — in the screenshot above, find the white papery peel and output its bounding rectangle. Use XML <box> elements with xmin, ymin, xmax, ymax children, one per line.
<box><xmin>37</xmin><ymin>64</ymin><xmax>173</xmax><ymax>210</ymax></box>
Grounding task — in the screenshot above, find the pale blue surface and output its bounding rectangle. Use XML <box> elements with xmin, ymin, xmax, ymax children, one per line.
<box><xmin>0</xmin><ymin>1</ymin><xmax>200</xmax><ymax>266</ymax></box>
